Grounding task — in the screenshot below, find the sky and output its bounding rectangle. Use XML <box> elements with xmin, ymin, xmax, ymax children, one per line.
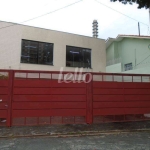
<box><xmin>0</xmin><ymin>0</ymin><xmax>149</xmax><ymax>40</ymax></box>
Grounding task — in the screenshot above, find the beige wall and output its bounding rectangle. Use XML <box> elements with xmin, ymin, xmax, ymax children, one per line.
<box><xmin>0</xmin><ymin>22</ymin><xmax>23</xmax><ymax>69</ymax></box>
<box><xmin>0</xmin><ymin>21</ymin><xmax>106</xmax><ymax>72</ymax></box>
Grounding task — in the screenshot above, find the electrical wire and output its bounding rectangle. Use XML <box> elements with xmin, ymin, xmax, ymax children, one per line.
<box><xmin>135</xmin><ymin>54</ymin><xmax>150</xmax><ymax>67</ymax></box>
<box><xmin>94</xmin><ymin>0</ymin><xmax>149</xmax><ymax>27</ymax></box>
<box><xmin>0</xmin><ymin>0</ymin><xmax>83</xmax><ymax>30</ymax></box>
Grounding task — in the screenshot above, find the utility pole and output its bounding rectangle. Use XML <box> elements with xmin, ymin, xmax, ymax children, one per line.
<box><xmin>138</xmin><ymin>22</ymin><xmax>140</xmax><ymax>36</ymax></box>
<box><xmin>135</xmin><ymin>49</ymin><xmax>136</xmax><ymax>69</ymax></box>
<box><xmin>149</xmin><ymin>8</ymin><xmax>150</xmax><ymax>28</ymax></box>
<box><xmin>148</xmin><ymin>8</ymin><xmax>150</xmax><ymax>35</ymax></box>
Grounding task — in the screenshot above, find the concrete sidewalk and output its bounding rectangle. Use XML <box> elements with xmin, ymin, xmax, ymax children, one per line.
<box><xmin>0</xmin><ymin>121</ymin><xmax>150</xmax><ymax>138</ymax></box>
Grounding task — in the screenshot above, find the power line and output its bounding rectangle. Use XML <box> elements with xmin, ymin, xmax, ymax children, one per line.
<box><xmin>0</xmin><ymin>0</ymin><xmax>83</xmax><ymax>30</ymax></box>
<box><xmin>136</xmin><ymin>61</ymin><xmax>150</xmax><ymax>66</ymax></box>
<box><xmin>135</xmin><ymin>54</ymin><xmax>150</xmax><ymax>66</ymax></box>
<box><xmin>94</xmin><ymin>0</ymin><xmax>149</xmax><ymax>27</ymax></box>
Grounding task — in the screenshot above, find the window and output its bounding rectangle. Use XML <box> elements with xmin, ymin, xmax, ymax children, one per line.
<box><xmin>66</xmin><ymin>46</ymin><xmax>91</xmax><ymax>68</ymax></box>
<box><xmin>124</xmin><ymin>63</ymin><xmax>132</xmax><ymax>71</ymax></box>
<box><xmin>21</xmin><ymin>40</ymin><xmax>53</xmax><ymax>65</ymax></box>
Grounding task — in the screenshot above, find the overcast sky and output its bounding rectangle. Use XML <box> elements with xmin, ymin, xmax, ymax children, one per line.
<box><xmin>0</xmin><ymin>0</ymin><xmax>149</xmax><ymax>39</ymax></box>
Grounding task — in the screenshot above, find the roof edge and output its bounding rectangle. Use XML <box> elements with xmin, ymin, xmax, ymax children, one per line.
<box><xmin>0</xmin><ymin>20</ymin><xmax>105</xmax><ymax>41</ymax></box>
<box><xmin>106</xmin><ymin>34</ymin><xmax>150</xmax><ymax>49</ymax></box>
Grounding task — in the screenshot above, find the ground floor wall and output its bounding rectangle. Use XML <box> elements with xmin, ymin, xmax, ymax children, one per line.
<box><xmin>106</xmin><ymin>63</ymin><xmax>122</xmax><ymax>73</ymax></box>
<box><xmin>106</xmin><ymin>63</ymin><xmax>150</xmax><ymax>74</ymax></box>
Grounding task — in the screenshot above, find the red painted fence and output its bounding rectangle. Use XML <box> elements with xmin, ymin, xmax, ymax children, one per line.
<box><xmin>0</xmin><ymin>70</ymin><xmax>12</xmax><ymax>127</ymax></box>
<box><xmin>92</xmin><ymin>73</ymin><xmax>150</xmax><ymax>123</ymax></box>
<box><xmin>0</xmin><ymin>70</ymin><xmax>150</xmax><ymax>127</ymax></box>
<box><xmin>12</xmin><ymin>71</ymin><xmax>87</xmax><ymax>126</ymax></box>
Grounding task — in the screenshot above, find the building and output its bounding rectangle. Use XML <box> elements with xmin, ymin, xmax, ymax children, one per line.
<box><xmin>106</xmin><ymin>35</ymin><xmax>150</xmax><ymax>74</ymax></box>
<box><xmin>0</xmin><ymin>21</ymin><xmax>106</xmax><ymax>72</ymax></box>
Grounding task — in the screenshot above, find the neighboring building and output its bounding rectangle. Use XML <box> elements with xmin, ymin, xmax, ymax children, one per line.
<box><xmin>106</xmin><ymin>35</ymin><xmax>150</xmax><ymax>74</ymax></box>
<box><xmin>0</xmin><ymin>21</ymin><xmax>106</xmax><ymax>72</ymax></box>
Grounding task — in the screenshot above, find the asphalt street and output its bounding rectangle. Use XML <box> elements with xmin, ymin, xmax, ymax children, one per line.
<box><xmin>0</xmin><ymin>132</ymin><xmax>150</xmax><ymax>150</ymax></box>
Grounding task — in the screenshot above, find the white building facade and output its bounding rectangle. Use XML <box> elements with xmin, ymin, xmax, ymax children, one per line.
<box><xmin>0</xmin><ymin>21</ymin><xmax>106</xmax><ymax>72</ymax></box>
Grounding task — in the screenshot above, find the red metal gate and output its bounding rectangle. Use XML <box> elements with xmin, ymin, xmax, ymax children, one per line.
<box><xmin>0</xmin><ymin>70</ymin><xmax>12</xmax><ymax>127</ymax></box>
<box><xmin>11</xmin><ymin>70</ymin><xmax>88</xmax><ymax>126</ymax></box>
<box><xmin>92</xmin><ymin>73</ymin><xmax>150</xmax><ymax>123</ymax></box>
<box><xmin>0</xmin><ymin>69</ymin><xmax>150</xmax><ymax>127</ymax></box>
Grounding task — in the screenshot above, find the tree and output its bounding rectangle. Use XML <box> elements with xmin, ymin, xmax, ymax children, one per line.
<box><xmin>110</xmin><ymin>0</ymin><xmax>150</xmax><ymax>9</ymax></box>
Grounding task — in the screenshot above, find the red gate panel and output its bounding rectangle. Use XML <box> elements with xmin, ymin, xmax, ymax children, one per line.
<box><xmin>0</xmin><ymin>70</ymin><xmax>12</xmax><ymax>127</ymax></box>
<box><xmin>92</xmin><ymin>73</ymin><xmax>150</xmax><ymax>123</ymax></box>
<box><xmin>12</xmin><ymin>71</ymin><xmax>87</xmax><ymax>126</ymax></box>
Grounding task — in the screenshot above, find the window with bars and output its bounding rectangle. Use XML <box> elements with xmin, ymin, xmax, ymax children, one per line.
<box><xmin>66</xmin><ymin>46</ymin><xmax>91</xmax><ymax>68</ymax></box>
<box><xmin>21</xmin><ymin>39</ymin><xmax>53</xmax><ymax>65</ymax></box>
<box><xmin>124</xmin><ymin>63</ymin><xmax>132</xmax><ymax>71</ymax></box>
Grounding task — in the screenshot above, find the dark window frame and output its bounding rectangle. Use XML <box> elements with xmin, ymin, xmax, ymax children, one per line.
<box><xmin>124</xmin><ymin>62</ymin><xmax>133</xmax><ymax>71</ymax></box>
<box><xmin>66</xmin><ymin>45</ymin><xmax>92</xmax><ymax>68</ymax></box>
<box><xmin>21</xmin><ymin>39</ymin><xmax>54</xmax><ymax>66</ymax></box>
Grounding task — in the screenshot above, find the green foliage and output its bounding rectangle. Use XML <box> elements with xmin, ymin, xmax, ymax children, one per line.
<box><xmin>110</xmin><ymin>0</ymin><xmax>150</xmax><ymax>9</ymax></box>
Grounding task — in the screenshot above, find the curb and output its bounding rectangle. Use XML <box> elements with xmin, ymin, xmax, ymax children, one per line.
<box><xmin>0</xmin><ymin>128</ymin><xmax>150</xmax><ymax>139</ymax></box>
